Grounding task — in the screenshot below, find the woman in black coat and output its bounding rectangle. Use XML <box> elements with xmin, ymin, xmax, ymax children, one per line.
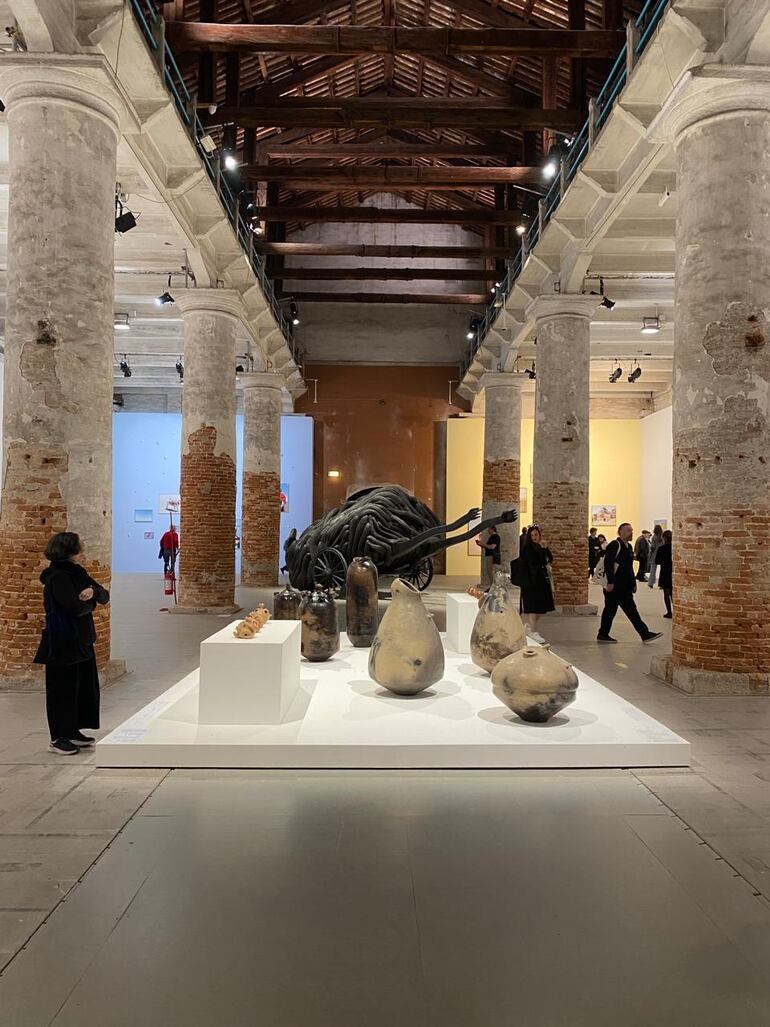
<box><xmin>655</xmin><ymin>529</ymin><xmax>673</xmax><ymax>618</ymax></box>
<box><xmin>519</xmin><ymin>525</ymin><xmax>555</xmax><ymax>643</ymax></box>
<box><xmin>34</xmin><ymin>532</ymin><xmax>110</xmax><ymax>755</ymax></box>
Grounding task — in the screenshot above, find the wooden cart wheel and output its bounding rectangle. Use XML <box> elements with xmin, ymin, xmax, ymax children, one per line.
<box><xmin>314</xmin><ymin>547</ymin><xmax>348</xmax><ymax>591</ymax></box>
<box><xmin>404</xmin><ymin>557</ymin><xmax>434</xmax><ymax>592</ymax></box>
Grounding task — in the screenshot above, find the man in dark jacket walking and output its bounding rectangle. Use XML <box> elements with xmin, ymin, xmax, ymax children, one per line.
<box><xmin>597</xmin><ymin>523</ymin><xmax>662</xmax><ymax>644</ymax></box>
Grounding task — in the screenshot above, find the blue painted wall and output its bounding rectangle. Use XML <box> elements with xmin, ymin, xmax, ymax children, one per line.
<box><xmin>112</xmin><ymin>413</ymin><xmax>313</xmax><ymax>574</ymax></box>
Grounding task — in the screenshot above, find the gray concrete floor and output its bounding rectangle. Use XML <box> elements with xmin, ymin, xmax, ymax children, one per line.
<box><xmin>1</xmin><ymin>574</ymin><xmax>770</xmax><ymax>1024</ymax></box>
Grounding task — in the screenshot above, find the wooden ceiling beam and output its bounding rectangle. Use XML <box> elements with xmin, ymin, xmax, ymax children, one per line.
<box><xmin>242</xmin><ymin>164</ymin><xmax>541</xmax><ymax>187</ymax></box>
<box><xmin>272</xmin><ymin>267</ymin><xmax>500</xmax><ymax>280</ymax></box>
<box><xmin>288</xmin><ymin>291</ymin><xmax>489</xmax><ymax>304</ymax></box>
<box><xmin>248</xmin><ymin>54</ymin><xmax>361</xmax><ymax>101</ymax></box>
<box><xmin>167</xmin><ymin>24</ymin><xmax>625</xmax><ymax>59</ymax></box>
<box><xmin>206</xmin><ymin>99</ymin><xmax>581</xmax><ymax>132</ymax></box>
<box><xmin>257</xmin><ymin>142</ymin><xmax>521</xmax><ymax>159</ymax></box>
<box><xmin>254</xmin><ymin>242</ymin><xmax>519</xmax><ymax>257</ymax></box>
<box><xmin>259</xmin><ymin>205</ymin><xmax>525</xmax><ymax>223</ymax></box>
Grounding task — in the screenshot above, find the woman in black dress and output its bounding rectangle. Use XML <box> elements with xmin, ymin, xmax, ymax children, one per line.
<box><xmin>655</xmin><ymin>529</ymin><xmax>673</xmax><ymax>618</ymax></box>
<box><xmin>34</xmin><ymin>532</ymin><xmax>111</xmax><ymax>755</ymax></box>
<box><xmin>519</xmin><ymin>525</ymin><xmax>555</xmax><ymax>643</ymax></box>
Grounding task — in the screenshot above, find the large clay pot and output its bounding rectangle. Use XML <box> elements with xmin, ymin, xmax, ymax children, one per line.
<box><xmin>299</xmin><ymin>588</ymin><xmax>340</xmax><ymax>662</ymax></box>
<box><xmin>346</xmin><ymin>556</ymin><xmax>379</xmax><ymax>647</ymax></box>
<box><xmin>368</xmin><ymin>578</ymin><xmax>444</xmax><ymax>695</ymax></box>
<box><xmin>470</xmin><ymin>570</ymin><xmax>526</xmax><ymax>674</ymax></box>
<box><xmin>273</xmin><ymin>585</ymin><xmax>302</xmax><ymax>621</ymax></box>
<box><xmin>491</xmin><ymin>644</ymin><xmax>579</xmax><ymax>723</ymax></box>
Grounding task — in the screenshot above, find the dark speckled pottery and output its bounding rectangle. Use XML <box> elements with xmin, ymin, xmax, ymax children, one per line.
<box><xmin>273</xmin><ymin>585</ymin><xmax>303</xmax><ymax>621</ymax></box>
<box><xmin>346</xmin><ymin>556</ymin><xmax>379</xmax><ymax>647</ymax></box>
<box><xmin>299</xmin><ymin>588</ymin><xmax>340</xmax><ymax>662</ymax></box>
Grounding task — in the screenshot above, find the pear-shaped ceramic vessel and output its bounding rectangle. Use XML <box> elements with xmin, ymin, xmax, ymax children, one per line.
<box><xmin>346</xmin><ymin>556</ymin><xmax>379</xmax><ymax>647</ymax></box>
<box><xmin>470</xmin><ymin>570</ymin><xmax>527</xmax><ymax>674</ymax></box>
<box><xmin>273</xmin><ymin>585</ymin><xmax>303</xmax><ymax>621</ymax></box>
<box><xmin>368</xmin><ymin>578</ymin><xmax>444</xmax><ymax>695</ymax></box>
<box><xmin>491</xmin><ymin>644</ymin><xmax>579</xmax><ymax>723</ymax></box>
<box><xmin>299</xmin><ymin>588</ymin><xmax>340</xmax><ymax>662</ymax></box>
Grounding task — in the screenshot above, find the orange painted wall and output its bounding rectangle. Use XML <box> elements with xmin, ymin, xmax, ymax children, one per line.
<box><xmin>295</xmin><ymin>364</ymin><xmax>466</xmax><ymax>517</ymax></box>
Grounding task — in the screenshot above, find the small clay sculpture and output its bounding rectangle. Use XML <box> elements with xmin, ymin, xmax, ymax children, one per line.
<box><xmin>233</xmin><ymin>604</ymin><xmax>271</xmax><ymax>639</ymax></box>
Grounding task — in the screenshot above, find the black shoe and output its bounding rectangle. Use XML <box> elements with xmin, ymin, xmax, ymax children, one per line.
<box><xmin>596</xmin><ymin>634</ymin><xmax>617</xmax><ymax>644</ymax></box>
<box><xmin>663</xmin><ymin>613</ymin><xmax>672</xmax><ymax>619</ymax></box>
<box><xmin>48</xmin><ymin>738</ymin><xmax>80</xmax><ymax>756</ymax></box>
<box><xmin>70</xmin><ymin>731</ymin><xmax>95</xmax><ymax>747</ymax></box>
<box><xmin>642</xmin><ymin>631</ymin><xmax>663</xmax><ymax>642</ymax></box>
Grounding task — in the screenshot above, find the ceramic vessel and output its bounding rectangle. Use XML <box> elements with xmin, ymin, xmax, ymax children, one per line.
<box><xmin>470</xmin><ymin>570</ymin><xmax>526</xmax><ymax>674</ymax></box>
<box><xmin>491</xmin><ymin>644</ymin><xmax>579</xmax><ymax>722</ymax></box>
<box><xmin>368</xmin><ymin>578</ymin><xmax>444</xmax><ymax>695</ymax></box>
<box><xmin>299</xmin><ymin>588</ymin><xmax>340</xmax><ymax>662</ymax></box>
<box><xmin>273</xmin><ymin>585</ymin><xmax>302</xmax><ymax>621</ymax></box>
<box><xmin>346</xmin><ymin>556</ymin><xmax>379</xmax><ymax>647</ymax></box>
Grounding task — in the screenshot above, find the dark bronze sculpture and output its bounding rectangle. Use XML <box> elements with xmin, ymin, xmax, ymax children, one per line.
<box><xmin>285</xmin><ymin>484</ymin><xmax>517</xmax><ymax>592</ymax></box>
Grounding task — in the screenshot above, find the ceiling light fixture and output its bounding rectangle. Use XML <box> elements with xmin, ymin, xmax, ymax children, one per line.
<box><xmin>641</xmin><ymin>315</ymin><xmax>661</xmax><ymax>334</ymax></box>
<box><xmin>525</xmin><ymin>363</ymin><xmax>536</xmax><ymax>380</ymax></box>
<box><xmin>118</xmin><ymin>356</ymin><xmax>132</xmax><ymax>378</ymax></box>
<box><xmin>200</xmin><ymin>134</ymin><xmax>217</xmax><ymax>156</ymax></box>
<box><xmin>466</xmin><ymin>315</ymin><xmax>482</xmax><ymax>342</ymax></box>
<box><xmin>114</xmin><ymin>192</ymin><xmax>138</xmax><ymax>234</ymax></box>
<box><xmin>113</xmin><ymin>313</ymin><xmax>130</xmax><ymax>332</ymax></box>
<box><xmin>628</xmin><ymin>362</ymin><xmax>642</xmax><ymax>383</ymax></box>
<box><xmin>223</xmin><ymin>151</ymin><xmax>238</xmax><ymax>171</ymax></box>
<box><xmin>599</xmin><ymin>278</ymin><xmax>615</xmax><ymax>310</ymax></box>
<box><xmin>289</xmin><ymin>302</ymin><xmax>300</xmax><ymax>327</ymax></box>
<box><xmin>175</xmin><ymin>358</ymin><xmax>184</xmax><ymax>381</ymax></box>
<box><xmin>155</xmin><ymin>274</ymin><xmax>175</xmax><ymax>307</ymax></box>
<box><xmin>608</xmin><ymin>363</ymin><xmax>622</xmax><ymax>383</ymax></box>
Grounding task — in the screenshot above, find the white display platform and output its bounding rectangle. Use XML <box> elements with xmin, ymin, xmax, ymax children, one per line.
<box><xmin>445</xmin><ymin>593</ymin><xmax>478</xmax><ymax>655</ymax></box>
<box><xmin>198</xmin><ymin>620</ymin><xmax>300</xmax><ymax>725</ymax></box>
<box><xmin>97</xmin><ymin>635</ymin><xmax>690</xmax><ymax>770</ymax></box>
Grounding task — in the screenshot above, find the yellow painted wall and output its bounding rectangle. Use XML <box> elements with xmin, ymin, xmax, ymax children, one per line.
<box><xmin>446</xmin><ymin>417</ymin><xmax>641</xmax><ymax>575</ymax></box>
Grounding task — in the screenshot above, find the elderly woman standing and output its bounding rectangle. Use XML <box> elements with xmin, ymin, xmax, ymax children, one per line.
<box><xmin>34</xmin><ymin>532</ymin><xmax>110</xmax><ymax>755</ymax></box>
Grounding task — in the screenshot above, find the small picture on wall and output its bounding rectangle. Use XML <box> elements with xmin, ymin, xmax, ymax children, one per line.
<box><xmin>519</xmin><ymin>487</ymin><xmax>528</xmax><ymax>514</ymax></box>
<box><xmin>158</xmin><ymin>494</ymin><xmax>180</xmax><ymax>515</ymax></box>
<box><xmin>592</xmin><ymin>504</ymin><xmax>617</xmax><ymax>527</ymax></box>
<box><xmin>654</xmin><ymin>518</ymin><xmax>668</xmax><ymax>530</ymax></box>
<box><xmin>280</xmin><ymin>483</ymin><xmax>290</xmax><ymax>514</ymax></box>
<box><xmin>134</xmin><ymin>508</ymin><xmax>154</xmax><ymax>523</ymax></box>
<box><xmin>144</xmin><ymin>531</ymin><xmax>155</xmax><ymax>540</ymax></box>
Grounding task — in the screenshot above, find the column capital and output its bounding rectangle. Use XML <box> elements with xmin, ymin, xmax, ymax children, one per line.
<box><xmin>239</xmin><ymin>372</ymin><xmax>285</xmax><ymax>392</ymax></box>
<box><xmin>480</xmin><ymin>371</ymin><xmax>527</xmax><ymax>392</ymax></box>
<box><xmin>0</xmin><ymin>53</ymin><xmax>138</xmax><ymax>135</ymax></box>
<box><xmin>175</xmin><ymin>288</ymin><xmax>249</xmax><ymax>325</ymax></box>
<box><xmin>526</xmin><ymin>294</ymin><xmax>599</xmax><ymax>323</ymax></box>
<box><xmin>650</xmin><ymin>63</ymin><xmax>770</xmax><ymax>146</ymax></box>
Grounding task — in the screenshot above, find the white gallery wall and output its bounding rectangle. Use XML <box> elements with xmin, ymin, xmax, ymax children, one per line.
<box><xmin>640</xmin><ymin>405</ymin><xmax>673</xmax><ymax>529</ymax></box>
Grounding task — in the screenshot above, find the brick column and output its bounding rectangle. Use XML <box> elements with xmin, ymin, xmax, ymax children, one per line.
<box><xmin>240</xmin><ymin>373</ymin><xmax>283</xmax><ymax>587</ymax></box>
<box><xmin>651</xmin><ymin>69</ymin><xmax>770</xmax><ymax>695</ymax></box>
<box><xmin>176</xmin><ymin>290</ymin><xmax>242</xmax><ymax>614</ymax></box>
<box><xmin>527</xmin><ymin>295</ymin><xmax>598</xmax><ymax>613</ymax></box>
<box><xmin>480</xmin><ymin>372</ymin><xmax>524</xmax><ymax>581</ymax></box>
<box><xmin>0</xmin><ymin>56</ymin><xmax>129</xmax><ymax>686</ymax></box>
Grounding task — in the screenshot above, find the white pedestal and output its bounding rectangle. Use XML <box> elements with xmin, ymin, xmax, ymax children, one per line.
<box><xmin>198</xmin><ymin>620</ymin><xmax>301</xmax><ymax>725</ymax></box>
<box><xmin>446</xmin><ymin>593</ymin><xmax>479</xmax><ymax>654</ymax></box>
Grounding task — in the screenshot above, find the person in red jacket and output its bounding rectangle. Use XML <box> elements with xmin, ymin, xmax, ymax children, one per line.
<box><xmin>159</xmin><ymin>524</ymin><xmax>179</xmax><ymax>573</ymax></box>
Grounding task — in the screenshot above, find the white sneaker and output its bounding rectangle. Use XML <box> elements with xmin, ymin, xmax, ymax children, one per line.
<box><xmin>529</xmin><ymin>631</ymin><xmax>546</xmax><ymax>645</ymax></box>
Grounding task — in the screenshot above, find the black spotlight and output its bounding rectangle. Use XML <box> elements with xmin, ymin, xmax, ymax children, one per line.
<box><xmin>115</xmin><ymin>196</ymin><xmax>138</xmax><ymax>234</ymax></box>
<box><xmin>155</xmin><ymin>274</ymin><xmax>175</xmax><ymax>306</ymax></box>
<box><xmin>599</xmin><ymin>277</ymin><xmax>615</xmax><ymax>310</ymax></box>
<box><xmin>526</xmin><ymin>363</ymin><xmax>536</xmax><ymax>380</ymax></box>
<box><xmin>466</xmin><ymin>316</ymin><xmax>482</xmax><ymax>342</ymax></box>
<box><xmin>608</xmin><ymin>365</ymin><xmax>622</xmax><ymax>383</ymax></box>
<box><xmin>175</xmin><ymin>358</ymin><xmax>184</xmax><ymax>381</ymax></box>
<box><xmin>289</xmin><ymin>302</ymin><xmax>300</xmax><ymax>327</ymax></box>
<box><xmin>628</xmin><ymin>364</ymin><xmax>642</xmax><ymax>383</ymax></box>
<box><xmin>119</xmin><ymin>356</ymin><xmax>132</xmax><ymax>378</ymax></box>
<box><xmin>235</xmin><ymin>364</ymin><xmax>245</xmax><ymax>373</ymax></box>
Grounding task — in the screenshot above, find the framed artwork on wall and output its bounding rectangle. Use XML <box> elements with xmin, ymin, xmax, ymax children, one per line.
<box><xmin>143</xmin><ymin>531</ymin><xmax>154</xmax><ymax>540</ymax></box>
<box><xmin>591</xmin><ymin>504</ymin><xmax>617</xmax><ymax>527</ymax></box>
<box><xmin>134</xmin><ymin>508</ymin><xmax>153</xmax><ymax>523</ymax></box>
<box><xmin>654</xmin><ymin>518</ymin><xmax>668</xmax><ymax>530</ymax></box>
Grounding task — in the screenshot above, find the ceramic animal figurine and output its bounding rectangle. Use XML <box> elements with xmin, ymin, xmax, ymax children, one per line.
<box><xmin>233</xmin><ymin>604</ymin><xmax>271</xmax><ymax>638</ymax></box>
<box><xmin>470</xmin><ymin>570</ymin><xmax>526</xmax><ymax>674</ymax></box>
<box><xmin>491</xmin><ymin>644</ymin><xmax>579</xmax><ymax>722</ymax></box>
<box><xmin>368</xmin><ymin>578</ymin><xmax>444</xmax><ymax>695</ymax></box>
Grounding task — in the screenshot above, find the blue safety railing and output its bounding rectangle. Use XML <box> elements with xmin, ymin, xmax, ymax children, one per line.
<box><xmin>461</xmin><ymin>0</ymin><xmax>670</xmax><ymax>377</ymax></box>
<box><xmin>128</xmin><ymin>0</ymin><xmax>300</xmax><ymax>366</ymax></box>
